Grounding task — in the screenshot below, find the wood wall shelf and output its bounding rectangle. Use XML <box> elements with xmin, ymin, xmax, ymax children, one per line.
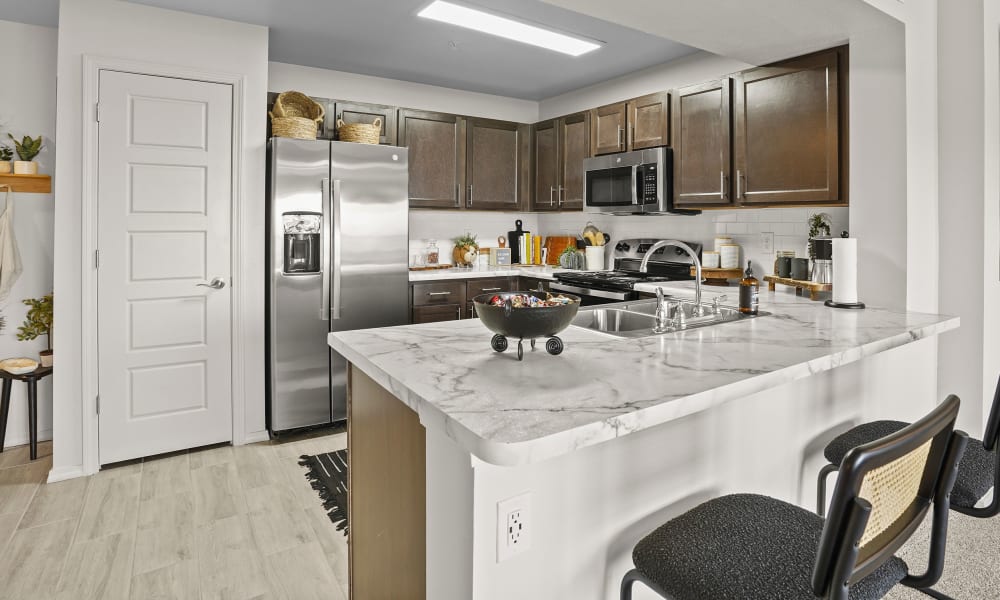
<box><xmin>0</xmin><ymin>173</ymin><xmax>51</xmax><ymax>194</ymax></box>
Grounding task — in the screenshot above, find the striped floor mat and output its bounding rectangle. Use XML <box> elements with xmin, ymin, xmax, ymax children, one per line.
<box><xmin>299</xmin><ymin>449</ymin><xmax>349</xmax><ymax>535</ymax></box>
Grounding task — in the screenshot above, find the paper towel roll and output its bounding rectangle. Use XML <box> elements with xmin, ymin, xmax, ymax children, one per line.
<box><xmin>832</xmin><ymin>238</ymin><xmax>858</xmax><ymax>304</ymax></box>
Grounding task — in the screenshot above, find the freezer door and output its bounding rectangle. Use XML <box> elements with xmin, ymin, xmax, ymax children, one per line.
<box><xmin>268</xmin><ymin>138</ymin><xmax>333</xmax><ymax>431</ymax></box>
<box><xmin>328</xmin><ymin>142</ymin><xmax>410</xmax><ymax>421</ymax></box>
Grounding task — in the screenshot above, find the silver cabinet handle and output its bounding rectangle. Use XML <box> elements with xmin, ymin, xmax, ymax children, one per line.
<box><xmin>331</xmin><ymin>179</ymin><xmax>343</xmax><ymax>320</ymax></box>
<box><xmin>736</xmin><ymin>169</ymin><xmax>743</xmax><ymax>199</ymax></box>
<box><xmin>550</xmin><ymin>185</ymin><xmax>555</xmax><ymax>206</ymax></box>
<box><xmin>468</xmin><ymin>185</ymin><xmax>473</xmax><ymax>206</ymax></box>
<box><xmin>479</xmin><ymin>287</ymin><xmax>502</xmax><ymax>292</ymax></box>
<box><xmin>456</xmin><ymin>305</ymin><xmax>463</xmax><ymax>320</ymax></box>
<box><xmin>629</xmin><ymin>124</ymin><xmax>634</xmax><ymax>148</ymax></box>
<box><xmin>720</xmin><ymin>171</ymin><xmax>726</xmax><ymax>200</ymax></box>
<box><xmin>197</xmin><ymin>278</ymin><xmax>226</xmax><ymax>290</ymax></box>
<box><xmin>320</xmin><ymin>178</ymin><xmax>331</xmax><ymax>321</ymax></box>
<box><xmin>558</xmin><ymin>185</ymin><xmax>564</xmax><ymax>206</ymax></box>
<box><xmin>455</xmin><ymin>183</ymin><xmax>460</xmax><ymax>208</ymax></box>
<box><xmin>617</xmin><ymin>125</ymin><xmax>623</xmax><ymax>150</ymax></box>
<box><xmin>427</xmin><ymin>291</ymin><xmax>452</xmax><ymax>296</ymax></box>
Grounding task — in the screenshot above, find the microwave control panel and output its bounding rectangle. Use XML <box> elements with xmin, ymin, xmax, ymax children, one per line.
<box><xmin>637</xmin><ymin>164</ymin><xmax>659</xmax><ymax>204</ymax></box>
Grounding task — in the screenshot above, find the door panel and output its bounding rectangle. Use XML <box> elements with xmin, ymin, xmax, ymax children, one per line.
<box><xmin>398</xmin><ymin>109</ymin><xmax>464</xmax><ymax>208</ymax></box>
<box><xmin>672</xmin><ymin>79</ymin><xmax>732</xmax><ymax>207</ymax></box>
<box><xmin>97</xmin><ymin>70</ymin><xmax>234</xmax><ymax>464</ymax></box>
<box><xmin>466</xmin><ymin>118</ymin><xmax>519</xmax><ymax>210</ymax></box>
<box><xmin>734</xmin><ymin>50</ymin><xmax>840</xmax><ymax>204</ymax></box>
<box><xmin>533</xmin><ymin>120</ymin><xmax>558</xmax><ymax>211</ymax></box>
<box><xmin>591</xmin><ymin>102</ymin><xmax>627</xmax><ymax>155</ymax></box>
<box><xmin>559</xmin><ymin>112</ymin><xmax>590</xmax><ymax>210</ymax></box>
<box><xmin>629</xmin><ymin>92</ymin><xmax>669</xmax><ymax>150</ymax></box>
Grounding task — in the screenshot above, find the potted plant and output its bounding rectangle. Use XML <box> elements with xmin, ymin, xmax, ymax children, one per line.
<box><xmin>807</xmin><ymin>212</ymin><xmax>833</xmax><ymax>259</ymax></box>
<box><xmin>0</xmin><ymin>145</ymin><xmax>12</xmax><ymax>174</ymax></box>
<box><xmin>452</xmin><ymin>232</ymin><xmax>479</xmax><ymax>267</ymax></box>
<box><xmin>8</xmin><ymin>134</ymin><xmax>43</xmax><ymax>175</ymax></box>
<box><xmin>17</xmin><ymin>293</ymin><xmax>53</xmax><ymax>367</ymax></box>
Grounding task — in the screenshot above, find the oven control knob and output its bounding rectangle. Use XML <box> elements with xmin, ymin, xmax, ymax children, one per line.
<box><xmin>616</xmin><ymin>242</ymin><xmax>630</xmax><ymax>252</ymax></box>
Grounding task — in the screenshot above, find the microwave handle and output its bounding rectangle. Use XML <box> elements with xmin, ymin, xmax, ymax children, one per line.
<box><xmin>631</xmin><ymin>165</ymin><xmax>639</xmax><ymax>205</ymax></box>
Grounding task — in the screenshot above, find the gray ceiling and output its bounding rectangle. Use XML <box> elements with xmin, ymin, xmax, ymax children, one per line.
<box><xmin>0</xmin><ymin>0</ymin><xmax>699</xmax><ymax>100</ymax></box>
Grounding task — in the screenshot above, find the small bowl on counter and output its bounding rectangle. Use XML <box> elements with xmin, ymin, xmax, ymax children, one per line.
<box><xmin>473</xmin><ymin>291</ymin><xmax>581</xmax><ymax>361</ymax></box>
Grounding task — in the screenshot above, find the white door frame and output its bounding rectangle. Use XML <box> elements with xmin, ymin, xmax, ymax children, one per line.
<box><xmin>81</xmin><ymin>55</ymin><xmax>253</xmax><ymax>475</ymax></box>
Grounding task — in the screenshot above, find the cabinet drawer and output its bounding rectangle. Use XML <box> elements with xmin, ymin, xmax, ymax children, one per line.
<box><xmin>412</xmin><ymin>281</ymin><xmax>467</xmax><ymax>306</ymax></box>
<box><xmin>466</xmin><ymin>277</ymin><xmax>510</xmax><ymax>299</ymax></box>
<box><xmin>412</xmin><ymin>304</ymin><xmax>463</xmax><ymax>324</ymax></box>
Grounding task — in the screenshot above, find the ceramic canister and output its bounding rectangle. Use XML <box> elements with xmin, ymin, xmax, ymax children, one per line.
<box><xmin>714</xmin><ymin>236</ymin><xmax>734</xmax><ymax>254</ymax></box>
<box><xmin>719</xmin><ymin>244</ymin><xmax>740</xmax><ymax>269</ymax></box>
<box><xmin>702</xmin><ymin>251</ymin><xmax>720</xmax><ymax>269</ymax></box>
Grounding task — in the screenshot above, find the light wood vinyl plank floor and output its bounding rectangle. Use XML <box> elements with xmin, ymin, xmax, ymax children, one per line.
<box><xmin>0</xmin><ymin>431</ymin><xmax>349</xmax><ymax>599</ymax></box>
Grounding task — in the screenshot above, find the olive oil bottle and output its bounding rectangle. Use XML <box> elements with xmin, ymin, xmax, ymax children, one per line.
<box><xmin>739</xmin><ymin>260</ymin><xmax>759</xmax><ymax>315</ymax></box>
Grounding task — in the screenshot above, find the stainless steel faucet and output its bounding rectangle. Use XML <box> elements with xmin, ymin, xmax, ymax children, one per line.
<box><xmin>639</xmin><ymin>240</ymin><xmax>704</xmax><ymax>311</ymax></box>
<box><xmin>654</xmin><ymin>287</ymin><xmax>669</xmax><ymax>333</ymax></box>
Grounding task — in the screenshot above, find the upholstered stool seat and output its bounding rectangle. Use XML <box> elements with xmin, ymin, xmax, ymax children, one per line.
<box><xmin>631</xmin><ymin>494</ymin><xmax>907</xmax><ymax>600</ymax></box>
<box><xmin>825</xmin><ymin>421</ymin><xmax>995</xmax><ymax>510</ymax></box>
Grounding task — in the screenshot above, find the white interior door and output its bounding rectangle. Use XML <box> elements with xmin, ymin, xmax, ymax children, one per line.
<box><xmin>97</xmin><ymin>70</ymin><xmax>234</xmax><ymax>464</ymax></box>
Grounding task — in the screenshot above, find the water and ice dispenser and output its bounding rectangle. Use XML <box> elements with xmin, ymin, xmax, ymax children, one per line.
<box><xmin>282</xmin><ymin>212</ymin><xmax>322</xmax><ymax>274</ymax></box>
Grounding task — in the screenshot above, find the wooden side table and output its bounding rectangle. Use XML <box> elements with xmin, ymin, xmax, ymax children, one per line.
<box><xmin>0</xmin><ymin>365</ymin><xmax>53</xmax><ymax>460</ymax></box>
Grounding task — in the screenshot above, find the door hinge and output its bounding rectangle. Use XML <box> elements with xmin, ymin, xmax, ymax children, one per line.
<box><xmin>95</xmin><ymin>103</ymin><xmax>100</xmax><ymax>123</ymax></box>
<box><xmin>96</xmin><ymin>395</ymin><xmax>100</xmax><ymax>415</ymax></box>
<box><xmin>94</xmin><ymin>250</ymin><xmax>100</xmax><ymax>269</ymax></box>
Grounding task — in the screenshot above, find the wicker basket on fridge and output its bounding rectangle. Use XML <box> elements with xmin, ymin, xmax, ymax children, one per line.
<box><xmin>337</xmin><ymin>117</ymin><xmax>381</xmax><ymax>144</ymax></box>
<box><xmin>269</xmin><ymin>91</ymin><xmax>325</xmax><ymax>140</ymax></box>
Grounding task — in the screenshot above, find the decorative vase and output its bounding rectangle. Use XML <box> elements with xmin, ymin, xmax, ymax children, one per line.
<box><xmin>39</xmin><ymin>350</ymin><xmax>53</xmax><ymax>368</ymax></box>
<box><xmin>452</xmin><ymin>245</ymin><xmax>478</xmax><ymax>267</ymax></box>
<box><xmin>13</xmin><ymin>161</ymin><xmax>37</xmax><ymax>175</ymax></box>
<box><xmin>0</xmin><ymin>162</ymin><xmax>10</xmax><ymax>174</ymax></box>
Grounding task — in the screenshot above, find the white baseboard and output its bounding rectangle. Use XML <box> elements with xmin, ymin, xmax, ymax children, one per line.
<box><xmin>2</xmin><ymin>429</ymin><xmax>54</xmax><ymax>450</ymax></box>
<box><xmin>47</xmin><ymin>464</ymin><xmax>88</xmax><ymax>483</ymax></box>
<box><xmin>239</xmin><ymin>430</ymin><xmax>271</xmax><ymax>445</ymax></box>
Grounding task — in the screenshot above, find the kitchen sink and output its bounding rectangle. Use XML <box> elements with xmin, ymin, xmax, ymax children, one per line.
<box><xmin>572</xmin><ymin>298</ymin><xmax>766</xmax><ymax>338</ymax></box>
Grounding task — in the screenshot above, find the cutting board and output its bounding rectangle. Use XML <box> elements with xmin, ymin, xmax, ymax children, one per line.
<box><xmin>543</xmin><ymin>236</ymin><xmax>577</xmax><ymax>265</ymax></box>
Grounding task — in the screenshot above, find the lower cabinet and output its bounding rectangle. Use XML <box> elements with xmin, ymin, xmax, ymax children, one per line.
<box><xmin>409</xmin><ymin>276</ymin><xmax>514</xmax><ymax>324</ymax></box>
<box><xmin>412</xmin><ymin>304</ymin><xmax>463</xmax><ymax>324</ymax></box>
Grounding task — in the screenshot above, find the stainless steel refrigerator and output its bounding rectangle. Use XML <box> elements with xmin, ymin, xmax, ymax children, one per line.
<box><xmin>267</xmin><ymin>138</ymin><xmax>409</xmax><ymax>433</ymax></box>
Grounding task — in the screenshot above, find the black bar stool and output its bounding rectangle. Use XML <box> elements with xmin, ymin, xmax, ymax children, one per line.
<box><xmin>0</xmin><ymin>365</ymin><xmax>53</xmax><ymax>460</ymax></box>
<box><xmin>621</xmin><ymin>396</ymin><xmax>968</xmax><ymax>600</ymax></box>
<box><xmin>818</xmin><ymin>375</ymin><xmax>1000</xmax><ymax>520</ymax></box>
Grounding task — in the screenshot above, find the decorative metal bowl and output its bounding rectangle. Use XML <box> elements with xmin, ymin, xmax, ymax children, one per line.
<box><xmin>472</xmin><ymin>291</ymin><xmax>581</xmax><ymax>360</ymax></box>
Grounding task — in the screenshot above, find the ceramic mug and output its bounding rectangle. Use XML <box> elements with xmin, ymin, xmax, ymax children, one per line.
<box><xmin>791</xmin><ymin>257</ymin><xmax>810</xmax><ymax>281</ymax></box>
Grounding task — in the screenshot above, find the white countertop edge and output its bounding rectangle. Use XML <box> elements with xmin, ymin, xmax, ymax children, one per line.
<box><xmin>330</xmin><ymin>315</ymin><xmax>959</xmax><ymax>467</ymax></box>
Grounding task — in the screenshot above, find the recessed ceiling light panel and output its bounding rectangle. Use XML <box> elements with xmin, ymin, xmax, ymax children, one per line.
<box><xmin>417</xmin><ymin>1</ymin><xmax>602</xmax><ymax>57</ymax></box>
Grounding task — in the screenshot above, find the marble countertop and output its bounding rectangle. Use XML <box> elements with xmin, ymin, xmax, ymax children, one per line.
<box><xmin>330</xmin><ymin>284</ymin><xmax>959</xmax><ymax>467</ymax></box>
<box><xmin>409</xmin><ymin>265</ymin><xmax>567</xmax><ymax>281</ymax></box>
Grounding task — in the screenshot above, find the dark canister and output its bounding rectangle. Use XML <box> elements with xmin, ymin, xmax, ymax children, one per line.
<box><xmin>791</xmin><ymin>257</ymin><xmax>810</xmax><ymax>280</ymax></box>
<box><xmin>776</xmin><ymin>256</ymin><xmax>793</xmax><ymax>278</ymax></box>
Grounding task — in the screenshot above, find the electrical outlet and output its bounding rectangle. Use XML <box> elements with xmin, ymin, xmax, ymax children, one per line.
<box><xmin>496</xmin><ymin>492</ymin><xmax>532</xmax><ymax>562</ymax></box>
<box><xmin>760</xmin><ymin>231</ymin><xmax>774</xmax><ymax>254</ymax></box>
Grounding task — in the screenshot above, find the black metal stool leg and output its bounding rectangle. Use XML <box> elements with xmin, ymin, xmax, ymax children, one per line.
<box><xmin>0</xmin><ymin>378</ymin><xmax>11</xmax><ymax>452</ymax></box>
<box><xmin>915</xmin><ymin>588</ymin><xmax>957</xmax><ymax>600</ymax></box>
<box><xmin>27</xmin><ymin>378</ymin><xmax>38</xmax><ymax>460</ymax></box>
<box><xmin>621</xmin><ymin>569</ymin><xmax>640</xmax><ymax>600</ymax></box>
<box><xmin>817</xmin><ymin>463</ymin><xmax>839</xmax><ymax>517</ymax></box>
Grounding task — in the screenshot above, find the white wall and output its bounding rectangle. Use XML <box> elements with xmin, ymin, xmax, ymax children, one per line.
<box><xmin>0</xmin><ymin>19</ymin><xmax>57</xmax><ymax>449</ymax></box>
<box><xmin>539</xmin><ymin>51</ymin><xmax>751</xmax><ymax>120</ymax></box>
<box><xmin>52</xmin><ymin>0</ymin><xmax>269</xmax><ymax>479</ymax></box>
<box><xmin>982</xmin><ymin>0</ymin><xmax>1000</xmax><ymax>431</ymax></box>
<box><xmin>268</xmin><ymin>62</ymin><xmax>538</xmax><ymax>124</ymax></box>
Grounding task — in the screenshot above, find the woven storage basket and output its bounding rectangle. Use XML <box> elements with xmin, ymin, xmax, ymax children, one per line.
<box><xmin>270</xmin><ymin>91</ymin><xmax>324</xmax><ymax>140</ymax></box>
<box><xmin>270</xmin><ymin>115</ymin><xmax>319</xmax><ymax>140</ymax></box>
<box><xmin>337</xmin><ymin>117</ymin><xmax>381</xmax><ymax>144</ymax></box>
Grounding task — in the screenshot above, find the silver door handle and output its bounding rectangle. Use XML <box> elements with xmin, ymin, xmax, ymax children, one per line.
<box><xmin>427</xmin><ymin>291</ymin><xmax>452</xmax><ymax>296</ymax></box>
<box><xmin>550</xmin><ymin>185</ymin><xmax>555</xmax><ymax>206</ymax></box>
<box><xmin>197</xmin><ymin>278</ymin><xmax>226</xmax><ymax>290</ymax></box>
<box><xmin>320</xmin><ymin>179</ymin><xmax>332</xmax><ymax>321</ymax></box>
<box><xmin>331</xmin><ymin>179</ymin><xmax>343</xmax><ymax>320</ymax></box>
<box><xmin>558</xmin><ymin>185</ymin><xmax>564</xmax><ymax>205</ymax></box>
<box><xmin>736</xmin><ymin>170</ymin><xmax>743</xmax><ymax>199</ymax></box>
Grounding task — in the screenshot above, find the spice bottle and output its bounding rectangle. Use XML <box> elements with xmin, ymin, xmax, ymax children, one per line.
<box><xmin>425</xmin><ymin>240</ymin><xmax>440</xmax><ymax>266</ymax></box>
<box><xmin>739</xmin><ymin>260</ymin><xmax>759</xmax><ymax>315</ymax></box>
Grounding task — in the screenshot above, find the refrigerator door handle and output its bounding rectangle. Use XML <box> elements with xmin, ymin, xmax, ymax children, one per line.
<box><xmin>320</xmin><ymin>178</ymin><xmax>332</xmax><ymax>321</ymax></box>
<box><xmin>331</xmin><ymin>179</ymin><xmax>343</xmax><ymax>320</ymax></box>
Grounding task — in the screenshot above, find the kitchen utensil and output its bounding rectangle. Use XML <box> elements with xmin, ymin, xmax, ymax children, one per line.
<box><xmin>582</xmin><ymin>222</ymin><xmax>605</xmax><ymax>246</ymax></box>
<box><xmin>0</xmin><ymin>357</ymin><xmax>38</xmax><ymax>375</ymax></box>
<box><xmin>473</xmin><ymin>291</ymin><xmax>581</xmax><ymax>361</ymax></box>
<box><xmin>791</xmin><ymin>257</ymin><xmax>810</xmax><ymax>280</ymax></box>
<box><xmin>585</xmin><ymin>246</ymin><xmax>605</xmax><ymax>271</ymax></box>
<box><xmin>508</xmin><ymin>220</ymin><xmax>526</xmax><ymax>264</ymax></box>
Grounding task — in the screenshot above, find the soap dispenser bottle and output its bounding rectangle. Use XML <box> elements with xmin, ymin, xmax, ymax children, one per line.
<box><xmin>739</xmin><ymin>260</ymin><xmax>759</xmax><ymax>315</ymax></box>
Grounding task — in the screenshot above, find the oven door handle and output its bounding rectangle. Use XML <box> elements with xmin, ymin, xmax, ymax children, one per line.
<box><xmin>551</xmin><ymin>282</ymin><xmax>631</xmax><ymax>301</ymax></box>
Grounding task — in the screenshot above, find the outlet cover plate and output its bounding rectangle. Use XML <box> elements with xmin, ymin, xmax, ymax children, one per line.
<box><xmin>496</xmin><ymin>492</ymin><xmax>532</xmax><ymax>562</ymax></box>
<box><xmin>760</xmin><ymin>231</ymin><xmax>774</xmax><ymax>254</ymax></box>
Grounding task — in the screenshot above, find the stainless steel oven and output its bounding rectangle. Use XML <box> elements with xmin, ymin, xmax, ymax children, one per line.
<box><xmin>583</xmin><ymin>146</ymin><xmax>699</xmax><ymax>216</ymax></box>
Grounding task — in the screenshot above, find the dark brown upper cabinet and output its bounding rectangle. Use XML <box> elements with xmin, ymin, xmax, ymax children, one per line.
<box><xmin>331</xmin><ymin>100</ymin><xmax>398</xmax><ymax>145</ymax></box>
<box><xmin>628</xmin><ymin>92</ymin><xmax>670</xmax><ymax>150</ymax></box>
<box><xmin>398</xmin><ymin>109</ymin><xmax>466</xmax><ymax>209</ymax></box>
<box><xmin>533</xmin><ymin>112</ymin><xmax>591</xmax><ymax>211</ymax></box>
<box><xmin>671</xmin><ymin>79</ymin><xmax>733</xmax><ymax>207</ymax></box>
<box><xmin>465</xmin><ymin>118</ymin><xmax>523</xmax><ymax>210</ymax></box>
<box><xmin>734</xmin><ymin>48</ymin><xmax>844</xmax><ymax>205</ymax></box>
<box><xmin>591</xmin><ymin>93</ymin><xmax>669</xmax><ymax>156</ymax></box>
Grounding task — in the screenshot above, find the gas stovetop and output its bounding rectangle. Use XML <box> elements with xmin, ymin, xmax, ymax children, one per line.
<box><xmin>554</xmin><ymin>238</ymin><xmax>702</xmax><ymax>292</ymax></box>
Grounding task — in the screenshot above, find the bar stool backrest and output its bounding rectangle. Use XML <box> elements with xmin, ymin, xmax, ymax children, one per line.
<box><xmin>811</xmin><ymin>395</ymin><xmax>967</xmax><ymax>600</ymax></box>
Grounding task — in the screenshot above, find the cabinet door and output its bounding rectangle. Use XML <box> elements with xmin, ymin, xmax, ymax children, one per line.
<box><xmin>590</xmin><ymin>102</ymin><xmax>627</xmax><ymax>155</ymax></box>
<box><xmin>412</xmin><ymin>304</ymin><xmax>463</xmax><ymax>324</ymax></box>
<box><xmin>533</xmin><ymin>120</ymin><xmax>559</xmax><ymax>211</ymax></box>
<box><xmin>628</xmin><ymin>92</ymin><xmax>669</xmax><ymax>150</ymax></box>
<box><xmin>332</xmin><ymin>100</ymin><xmax>398</xmax><ymax>145</ymax></box>
<box><xmin>734</xmin><ymin>50</ymin><xmax>841</xmax><ymax>205</ymax></box>
<box><xmin>558</xmin><ymin>111</ymin><xmax>590</xmax><ymax>210</ymax></box>
<box><xmin>466</xmin><ymin>118</ymin><xmax>520</xmax><ymax>210</ymax></box>
<box><xmin>399</xmin><ymin>109</ymin><xmax>465</xmax><ymax>209</ymax></box>
<box><xmin>671</xmin><ymin>79</ymin><xmax>733</xmax><ymax>207</ymax></box>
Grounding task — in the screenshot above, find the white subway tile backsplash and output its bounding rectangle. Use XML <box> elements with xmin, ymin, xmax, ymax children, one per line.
<box><xmin>715</xmin><ymin>213</ymin><xmax>738</xmax><ymax>223</ymax></box>
<box><xmin>727</xmin><ymin>222</ymin><xmax>749</xmax><ymax>234</ymax></box>
<box><xmin>737</xmin><ymin>211</ymin><xmax>759</xmax><ymax>223</ymax></box>
<box><xmin>715</xmin><ymin>222</ymin><xmax>728</xmax><ymax>234</ymax></box>
<box><xmin>771</xmin><ymin>223</ymin><xmax>794</xmax><ymax>235</ymax></box>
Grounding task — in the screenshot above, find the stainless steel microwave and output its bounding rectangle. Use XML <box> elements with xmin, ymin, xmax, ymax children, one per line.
<box><xmin>583</xmin><ymin>146</ymin><xmax>699</xmax><ymax>215</ymax></box>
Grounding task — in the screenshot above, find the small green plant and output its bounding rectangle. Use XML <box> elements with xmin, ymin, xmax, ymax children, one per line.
<box><xmin>17</xmin><ymin>294</ymin><xmax>53</xmax><ymax>350</ymax></box>
<box><xmin>452</xmin><ymin>232</ymin><xmax>478</xmax><ymax>249</ymax></box>
<box><xmin>0</xmin><ymin>145</ymin><xmax>12</xmax><ymax>162</ymax></box>
<box><xmin>7</xmin><ymin>134</ymin><xmax>43</xmax><ymax>162</ymax></box>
